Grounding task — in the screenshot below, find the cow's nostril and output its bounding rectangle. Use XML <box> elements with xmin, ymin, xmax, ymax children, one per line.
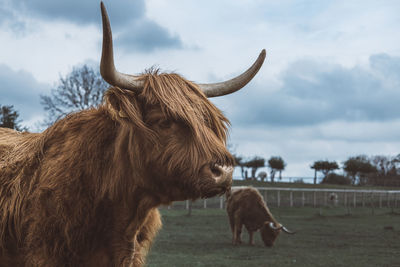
<box><xmin>210</xmin><ymin>164</ymin><xmax>222</xmax><ymax>176</ymax></box>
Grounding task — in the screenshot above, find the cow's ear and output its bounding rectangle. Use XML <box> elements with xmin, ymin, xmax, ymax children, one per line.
<box><xmin>264</xmin><ymin>221</ymin><xmax>271</xmax><ymax>227</ymax></box>
<box><xmin>104</xmin><ymin>87</ymin><xmax>145</xmax><ymax>126</ymax></box>
<box><xmin>264</xmin><ymin>221</ymin><xmax>276</xmax><ymax>229</ymax></box>
<box><xmin>104</xmin><ymin>88</ymin><xmax>124</xmax><ymax>120</ymax></box>
<box><xmin>264</xmin><ymin>221</ymin><xmax>283</xmax><ymax>232</ymax></box>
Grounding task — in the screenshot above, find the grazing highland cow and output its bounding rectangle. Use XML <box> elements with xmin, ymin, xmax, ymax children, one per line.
<box><xmin>328</xmin><ymin>192</ymin><xmax>339</xmax><ymax>206</ymax></box>
<box><xmin>226</xmin><ymin>187</ymin><xmax>294</xmax><ymax>247</ymax></box>
<box><xmin>0</xmin><ymin>2</ymin><xmax>265</xmax><ymax>266</ymax></box>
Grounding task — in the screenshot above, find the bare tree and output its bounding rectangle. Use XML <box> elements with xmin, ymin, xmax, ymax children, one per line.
<box><xmin>245</xmin><ymin>156</ymin><xmax>265</xmax><ymax>180</ymax></box>
<box><xmin>40</xmin><ymin>65</ymin><xmax>109</xmax><ymax>125</ymax></box>
<box><xmin>311</xmin><ymin>160</ymin><xmax>339</xmax><ymax>184</ymax></box>
<box><xmin>343</xmin><ymin>156</ymin><xmax>376</xmax><ymax>185</ymax></box>
<box><xmin>233</xmin><ymin>155</ymin><xmax>246</xmax><ymax>179</ymax></box>
<box><xmin>268</xmin><ymin>156</ymin><xmax>286</xmax><ymax>183</ymax></box>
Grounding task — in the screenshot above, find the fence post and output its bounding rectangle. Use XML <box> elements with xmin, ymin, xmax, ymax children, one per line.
<box><xmin>379</xmin><ymin>193</ymin><xmax>382</xmax><ymax>208</ymax></box>
<box><xmin>362</xmin><ymin>192</ymin><xmax>365</xmax><ymax>207</ymax></box>
<box><xmin>290</xmin><ymin>191</ymin><xmax>293</xmax><ymax>207</ymax></box>
<box><xmin>387</xmin><ymin>192</ymin><xmax>390</xmax><ymax>208</ymax></box>
<box><xmin>344</xmin><ymin>192</ymin><xmax>347</xmax><ymax>207</ymax></box>
<box><xmin>220</xmin><ymin>196</ymin><xmax>224</xmax><ymax>209</ymax></box>
<box><xmin>353</xmin><ymin>192</ymin><xmax>357</xmax><ymax>208</ymax></box>
<box><xmin>324</xmin><ymin>192</ymin><xmax>327</xmax><ymax>207</ymax></box>
<box><xmin>370</xmin><ymin>193</ymin><xmax>375</xmax><ymax>215</ymax></box>
<box><xmin>277</xmin><ymin>191</ymin><xmax>281</xmax><ymax>207</ymax></box>
<box><xmin>313</xmin><ymin>191</ymin><xmax>316</xmax><ymax>208</ymax></box>
<box><xmin>186</xmin><ymin>200</ymin><xmax>189</xmax><ymax>210</ymax></box>
<box><xmin>302</xmin><ymin>191</ymin><xmax>305</xmax><ymax>207</ymax></box>
<box><xmin>203</xmin><ymin>199</ymin><xmax>207</xmax><ymax>209</ymax></box>
<box><xmin>187</xmin><ymin>200</ymin><xmax>192</xmax><ymax>216</ymax></box>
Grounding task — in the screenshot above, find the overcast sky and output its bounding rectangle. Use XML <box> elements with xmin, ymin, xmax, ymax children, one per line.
<box><xmin>1</xmin><ymin>0</ymin><xmax>400</xmax><ymax>179</ymax></box>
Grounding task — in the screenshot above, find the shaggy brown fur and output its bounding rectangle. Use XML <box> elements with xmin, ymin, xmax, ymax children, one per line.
<box><xmin>226</xmin><ymin>187</ymin><xmax>281</xmax><ymax>247</ymax></box>
<box><xmin>0</xmin><ymin>71</ymin><xmax>234</xmax><ymax>266</ymax></box>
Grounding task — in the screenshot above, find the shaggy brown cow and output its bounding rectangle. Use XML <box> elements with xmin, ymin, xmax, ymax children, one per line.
<box><xmin>0</xmin><ymin>2</ymin><xmax>265</xmax><ymax>267</ymax></box>
<box><xmin>226</xmin><ymin>187</ymin><xmax>294</xmax><ymax>247</ymax></box>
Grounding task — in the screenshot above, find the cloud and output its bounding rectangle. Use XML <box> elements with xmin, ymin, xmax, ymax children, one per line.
<box><xmin>226</xmin><ymin>53</ymin><xmax>400</xmax><ymax>127</ymax></box>
<box><xmin>1</xmin><ymin>0</ymin><xmax>183</xmax><ymax>52</ymax></box>
<box><xmin>0</xmin><ymin>64</ymin><xmax>49</xmax><ymax>129</ymax></box>
<box><xmin>115</xmin><ymin>18</ymin><xmax>183</xmax><ymax>52</ymax></box>
<box><xmin>0</xmin><ymin>1</ymin><xmax>27</xmax><ymax>35</ymax></box>
<box><xmin>4</xmin><ymin>0</ymin><xmax>144</xmax><ymax>28</ymax></box>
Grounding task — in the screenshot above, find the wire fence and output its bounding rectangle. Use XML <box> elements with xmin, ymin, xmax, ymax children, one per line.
<box><xmin>240</xmin><ymin>176</ymin><xmax>400</xmax><ymax>187</ymax></box>
<box><xmin>164</xmin><ymin>186</ymin><xmax>400</xmax><ymax>212</ymax></box>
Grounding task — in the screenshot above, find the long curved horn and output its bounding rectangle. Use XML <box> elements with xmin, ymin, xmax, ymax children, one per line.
<box><xmin>268</xmin><ymin>222</ymin><xmax>283</xmax><ymax>231</ymax></box>
<box><xmin>198</xmin><ymin>49</ymin><xmax>266</xmax><ymax>98</ymax></box>
<box><xmin>282</xmin><ymin>226</ymin><xmax>296</xmax><ymax>234</ymax></box>
<box><xmin>268</xmin><ymin>222</ymin><xmax>296</xmax><ymax>234</ymax></box>
<box><xmin>100</xmin><ymin>2</ymin><xmax>144</xmax><ymax>91</ymax></box>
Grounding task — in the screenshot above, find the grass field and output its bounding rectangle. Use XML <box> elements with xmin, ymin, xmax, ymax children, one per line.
<box><xmin>146</xmin><ymin>207</ymin><xmax>400</xmax><ymax>267</ymax></box>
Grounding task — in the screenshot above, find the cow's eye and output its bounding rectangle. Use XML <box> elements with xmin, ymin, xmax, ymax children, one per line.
<box><xmin>158</xmin><ymin>120</ymin><xmax>173</xmax><ymax>129</ymax></box>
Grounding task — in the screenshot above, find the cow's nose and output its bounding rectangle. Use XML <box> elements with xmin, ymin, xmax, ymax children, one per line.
<box><xmin>211</xmin><ymin>164</ymin><xmax>233</xmax><ymax>185</ymax></box>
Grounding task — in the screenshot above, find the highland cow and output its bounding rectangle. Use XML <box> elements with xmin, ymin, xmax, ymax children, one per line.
<box><xmin>0</xmin><ymin>2</ymin><xmax>265</xmax><ymax>266</ymax></box>
<box><xmin>328</xmin><ymin>192</ymin><xmax>339</xmax><ymax>206</ymax></box>
<box><xmin>226</xmin><ymin>187</ymin><xmax>294</xmax><ymax>247</ymax></box>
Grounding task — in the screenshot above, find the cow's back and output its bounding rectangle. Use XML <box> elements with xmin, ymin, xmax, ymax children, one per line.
<box><xmin>0</xmin><ymin>127</ymin><xmax>39</xmax><ymax>161</ymax></box>
<box><xmin>226</xmin><ymin>187</ymin><xmax>269</xmax><ymax>230</ymax></box>
<box><xmin>0</xmin><ymin>128</ymin><xmax>21</xmax><ymax>159</ymax></box>
<box><xmin>227</xmin><ymin>187</ymin><xmax>265</xmax><ymax>212</ymax></box>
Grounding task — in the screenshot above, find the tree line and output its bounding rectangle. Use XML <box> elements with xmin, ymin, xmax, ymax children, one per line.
<box><xmin>233</xmin><ymin>155</ymin><xmax>286</xmax><ymax>183</ymax></box>
<box><xmin>312</xmin><ymin>155</ymin><xmax>400</xmax><ymax>187</ymax></box>
<box><xmin>231</xmin><ymin>153</ymin><xmax>400</xmax><ymax>187</ymax></box>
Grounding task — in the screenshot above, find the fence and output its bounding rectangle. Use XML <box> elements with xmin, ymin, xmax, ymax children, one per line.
<box><xmin>166</xmin><ymin>186</ymin><xmax>400</xmax><ymax>210</ymax></box>
<box><xmin>241</xmin><ymin>176</ymin><xmax>400</xmax><ymax>187</ymax></box>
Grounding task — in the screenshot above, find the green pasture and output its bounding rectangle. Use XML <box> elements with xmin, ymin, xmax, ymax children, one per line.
<box><xmin>146</xmin><ymin>207</ymin><xmax>400</xmax><ymax>267</ymax></box>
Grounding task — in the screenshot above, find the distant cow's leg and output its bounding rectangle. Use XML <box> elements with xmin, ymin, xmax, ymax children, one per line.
<box><xmin>228</xmin><ymin>213</ymin><xmax>235</xmax><ymax>244</ymax></box>
<box><xmin>233</xmin><ymin>214</ymin><xmax>243</xmax><ymax>245</ymax></box>
<box><xmin>248</xmin><ymin>231</ymin><xmax>255</xmax><ymax>246</ymax></box>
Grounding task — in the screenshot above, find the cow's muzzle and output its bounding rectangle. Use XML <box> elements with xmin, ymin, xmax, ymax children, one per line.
<box><xmin>201</xmin><ymin>164</ymin><xmax>233</xmax><ymax>198</ymax></box>
<box><xmin>211</xmin><ymin>164</ymin><xmax>233</xmax><ymax>185</ymax></box>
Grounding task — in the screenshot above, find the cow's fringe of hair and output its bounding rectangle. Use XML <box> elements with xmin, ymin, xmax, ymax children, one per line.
<box><xmin>139</xmin><ymin>70</ymin><xmax>229</xmax><ymax>141</ymax></box>
<box><xmin>139</xmin><ymin>71</ymin><xmax>232</xmax><ymax>175</ymax></box>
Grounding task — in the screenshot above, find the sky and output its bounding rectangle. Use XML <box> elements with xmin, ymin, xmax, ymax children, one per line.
<box><xmin>1</xmin><ymin>0</ymin><xmax>400</xmax><ymax>180</ymax></box>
